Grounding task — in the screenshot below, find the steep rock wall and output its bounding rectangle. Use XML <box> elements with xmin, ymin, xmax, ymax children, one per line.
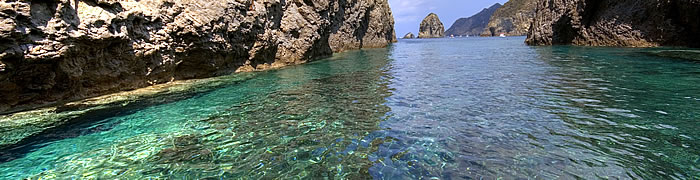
<box><xmin>526</xmin><ymin>0</ymin><xmax>700</xmax><ymax>47</ymax></box>
<box><xmin>0</xmin><ymin>0</ymin><xmax>397</xmax><ymax>113</ymax></box>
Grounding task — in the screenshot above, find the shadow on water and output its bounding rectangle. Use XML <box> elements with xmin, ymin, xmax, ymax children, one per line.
<box><xmin>0</xmin><ymin>78</ymin><xmax>250</xmax><ymax>163</ymax></box>
<box><xmin>0</xmin><ymin>48</ymin><xmax>400</xmax><ymax>179</ymax></box>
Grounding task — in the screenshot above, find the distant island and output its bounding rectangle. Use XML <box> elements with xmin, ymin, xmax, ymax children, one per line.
<box><xmin>445</xmin><ymin>3</ymin><xmax>502</xmax><ymax>37</ymax></box>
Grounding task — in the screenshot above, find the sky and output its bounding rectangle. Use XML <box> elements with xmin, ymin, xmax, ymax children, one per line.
<box><xmin>388</xmin><ymin>0</ymin><xmax>509</xmax><ymax>36</ymax></box>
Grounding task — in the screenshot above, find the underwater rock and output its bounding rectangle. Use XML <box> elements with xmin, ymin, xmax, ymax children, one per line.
<box><xmin>155</xmin><ymin>134</ymin><xmax>213</xmax><ymax>164</ymax></box>
<box><xmin>648</xmin><ymin>50</ymin><xmax>700</xmax><ymax>61</ymax></box>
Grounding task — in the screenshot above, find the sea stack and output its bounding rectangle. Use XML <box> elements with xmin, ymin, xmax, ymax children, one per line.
<box><xmin>481</xmin><ymin>0</ymin><xmax>536</xmax><ymax>36</ymax></box>
<box><xmin>418</xmin><ymin>13</ymin><xmax>445</xmax><ymax>38</ymax></box>
<box><xmin>526</xmin><ymin>0</ymin><xmax>700</xmax><ymax>47</ymax></box>
<box><xmin>403</xmin><ymin>32</ymin><xmax>416</xmax><ymax>39</ymax></box>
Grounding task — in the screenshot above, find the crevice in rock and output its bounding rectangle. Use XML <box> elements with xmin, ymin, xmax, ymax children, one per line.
<box><xmin>582</xmin><ymin>0</ymin><xmax>601</xmax><ymax>27</ymax></box>
<box><xmin>355</xmin><ymin>5</ymin><xmax>373</xmax><ymax>48</ymax></box>
<box><xmin>552</xmin><ymin>14</ymin><xmax>576</xmax><ymax>44</ymax></box>
<box><xmin>29</xmin><ymin>0</ymin><xmax>58</xmax><ymax>28</ymax></box>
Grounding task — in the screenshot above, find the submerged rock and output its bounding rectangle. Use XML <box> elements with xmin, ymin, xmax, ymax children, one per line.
<box><xmin>445</xmin><ymin>3</ymin><xmax>501</xmax><ymax>37</ymax></box>
<box><xmin>403</xmin><ymin>32</ymin><xmax>415</xmax><ymax>39</ymax></box>
<box><xmin>0</xmin><ymin>73</ymin><xmax>256</xmax><ymax>150</ymax></box>
<box><xmin>0</xmin><ymin>0</ymin><xmax>397</xmax><ymax>114</ymax></box>
<box><xmin>418</xmin><ymin>13</ymin><xmax>445</xmax><ymax>38</ymax></box>
<box><xmin>481</xmin><ymin>0</ymin><xmax>536</xmax><ymax>36</ymax></box>
<box><xmin>648</xmin><ymin>50</ymin><xmax>700</xmax><ymax>61</ymax></box>
<box><xmin>526</xmin><ymin>0</ymin><xmax>700</xmax><ymax>47</ymax></box>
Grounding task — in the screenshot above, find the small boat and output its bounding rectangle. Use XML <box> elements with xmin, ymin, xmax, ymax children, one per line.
<box><xmin>499</xmin><ymin>33</ymin><xmax>506</xmax><ymax>38</ymax></box>
<box><xmin>450</xmin><ymin>34</ymin><xmax>455</xmax><ymax>38</ymax></box>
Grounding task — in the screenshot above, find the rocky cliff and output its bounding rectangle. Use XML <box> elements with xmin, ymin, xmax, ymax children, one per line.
<box><xmin>482</xmin><ymin>0</ymin><xmax>536</xmax><ymax>36</ymax></box>
<box><xmin>418</xmin><ymin>13</ymin><xmax>444</xmax><ymax>38</ymax></box>
<box><xmin>445</xmin><ymin>3</ymin><xmax>501</xmax><ymax>37</ymax></box>
<box><xmin>0</xmin><ymin>0</ymin><xmax>397</xmax><ymax>113</ymax></box>
<box><xmin>526</xmin><ymin>0</ymin><xmax>700</xmax><ymax>47</ymax></box>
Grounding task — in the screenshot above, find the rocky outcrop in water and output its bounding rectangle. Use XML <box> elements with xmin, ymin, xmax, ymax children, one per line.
<box><xmin>0</xmin><ymin>0</ymin><xmax>396</xmax><ymax>113</ymax></box>
<box><xmin>445</xmin><ymin>3</ymin><xmax>501</xmax><ymax>37</ymax></box>
<box><xmin>418</xmin><ymin>13</ymin><xmax>444</xmax><ymax>38</ymax></box>
<box><xmin>482</xmin><ymin>0</ymin><xmax>536</xmax><ymax>36</ymax></box>
<box><xmin>526</xmin><ymin>0</ymin><xmax>700</xmax><ymax>47</ymax></box>
<box><xmin>403</xmin><ymin>32</ymin><xmax>415</xmax><ymax>39</ymax></box>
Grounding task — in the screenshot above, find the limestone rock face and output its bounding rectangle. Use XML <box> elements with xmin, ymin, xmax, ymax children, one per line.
<box><xmin>403</xmin><ymin>32</ymin><xmax>415</xmax><ymax>39</ymax></box>
<box><xmin>482</xmin><ymin>0</ymin><xmax>536</xmax><ymax>36</ymax></box>
<box><xmin>445</xmin><ymin>3</ymin><xmax>501</xmax><ymax>37</ymax></box>
<box><xmin>0</xmin><ymin>0</ymin><xmax>397</xmax><ymax>113</ymax></box>
<box><xmin>418</xmin><ymin>13</ymin><xmax>444</xmax><ymax>38</ymax></box>
<box><xmin>526</xmin><ymin>0</ymin><xmax>700</xmax><ymax>47</ymax></box>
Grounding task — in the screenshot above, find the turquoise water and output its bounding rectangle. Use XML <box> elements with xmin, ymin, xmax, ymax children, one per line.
<box><xmin>0</xmin><ymin>37</ymin><xmax>699</xmax><ymax>179</ymax></box>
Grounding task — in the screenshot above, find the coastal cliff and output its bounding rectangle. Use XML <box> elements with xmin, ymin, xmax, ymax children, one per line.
<box><xmin>0</xmin><ymin>0</ymin><xmax>396</xmax><ymax>113</ymax></box>
<box><xmin>526</xmin><ymin>0</ymin><xmax>700</xmax><ymax>47</ymax></box>
<box><xmin>418</xmin><ymin>13</ymin><xmax>444</xmax><ymax>38</ymax></box>
<box><xmin>482</xmin><ymin>0</ymin><xmax>536</xmax><ymax>36</ymax></box>
<box><xmin>445</xmin><ymin>3</ymin><xmax>501</xmax><ymax>37</ymax></box>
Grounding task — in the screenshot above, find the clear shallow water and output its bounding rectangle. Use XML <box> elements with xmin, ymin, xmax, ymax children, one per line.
<box><xmin>0</xmin><ymin>37</ymin><xmax>699</xmax><ymax>179</ymax></box>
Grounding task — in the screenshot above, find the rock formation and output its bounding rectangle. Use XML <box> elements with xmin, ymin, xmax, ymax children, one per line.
<box><xmin>403</xmin><ymin>32</ymin><xmax>415</xmax><ymax>39</ymax></box>
<box><xmin>445</xmin><ymin>3</ymin><xmax>501</xmax><ymax>37</ymax></box>
<box><xmin>418</xmin><ymin>13</ymin><xmax>444</xmax><ymax>38</ymax></box>
<box><xmin>0</xmin><ymin>0</ymin><xmax>397</xmax><ymax>113</ymax></box>
<box><xmin>526</xmin><ymin>0</ymin><xmax>700</xmax><ymax>47</ymax></box>
<box><xmin>482</xmin><ymin>0</ymin><xmax>536</xmax><ymax>36</ymax></box>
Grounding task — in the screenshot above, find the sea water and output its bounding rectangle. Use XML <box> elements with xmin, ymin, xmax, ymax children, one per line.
<box><xmin>0</xmin><ymin>37</ymin><xmax>698</xmax><ymax>179</ymax></box>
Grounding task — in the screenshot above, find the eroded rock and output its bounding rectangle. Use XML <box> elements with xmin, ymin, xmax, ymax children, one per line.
<box><xmin>526</xmin><ymin>0</ymin><xmax>700</xmax><ymax>47</ymax></box>
<box><xmin>418</xmin><ymin>13</ymin><xmax>444</xmax><ymax>38</ymax></box>
<box><xmin>0</xmin><ymin>0</ymin><xmax>397</xmax><ymax>113</ymax></box>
